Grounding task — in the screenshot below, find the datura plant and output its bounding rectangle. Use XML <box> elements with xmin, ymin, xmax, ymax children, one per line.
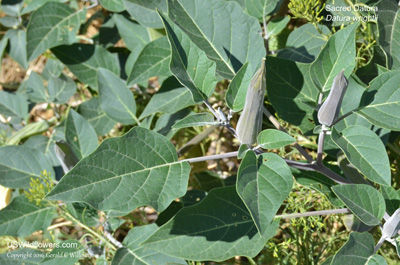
<box><xmin>0</xmin><ymin>0</ymin><xmax>400</xmax><ymax>264</ymax></box>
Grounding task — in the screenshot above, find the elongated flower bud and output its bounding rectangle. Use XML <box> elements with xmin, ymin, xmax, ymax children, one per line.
<box><xmin>317</xmin><ymin>70</ymin><xmax>348</xmax><ymax>126</ymax></box>
<box><xmin>236</xmin><ymin>59</ymin><xmax>266</xmax><ymax>145</ymax></box>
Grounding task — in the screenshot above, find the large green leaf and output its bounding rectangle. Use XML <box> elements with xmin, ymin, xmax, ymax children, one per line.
<box><xmin>26</xmin><ymin>2</ymin><xmax>86</xmax><ymax>61</ymax></box>
<box><xmin>78</xmin><ymin>97</ymin><xmax>116</xmax><ymax>136</ymax></box>
<box><xmin>332</xmin><ymin>184</ymin><xmax>385</xmax><ymax>226</ymax></box>
<box><xmin>160</xmin><ymin>12</ymin><xmax>217</xmax><ymax>102</ymax></box>
<box><xmin>46</xmin><ymin>127</ymin><xmax>191</xmax><ymax>214</ymax></box>
<box><xmin>332</xmin><ymin>125</ymin><xmax>391</xmax><ymax>186</ymax></box>
<box><xmin>126</xmin><ymin>37</ymin><xmax>171</xmax><ymax>86</ymax></box>
<box><xmin>0</xmin><ymin>146</ymin><xmax>55</xmax><ymax>188</ymax></box>
<box><xmin>237</xmin><ymin>151</ymin><xmax>292</xmax><ymax>234</ymax></box>
<box><xmin>6</xmin><ymin>29</ymin><xmax>28</xmax><ymax>69</ymax></box>
<box><xmin>357</xmin><ymin>71</ymin><xmax>400</xmax><ymax>131</ymax></box>
<box><xmin>123</xmin><ymin>0</ymin><xmax>167</xmax><ymax>28</ymax></box>
<box><xmin>167</xmin><ymin>0</ymin><xmax>265</xmax><ymax>79</ymax></box>
<box><xmin>265</xmin><ymin>56</ymin><xmax>319</xmax><ymax>133</ymax></box>
<box><xmin>0</xmin><ymin>196</ymin><xmax>55</xmax><ymax>237</ymax></box>
<box><xmin>310</xmin><ymin>22</ymin><xmax>358</xmax><ymax>92</ymax></box>
<box><xmin>330</xmin><ymin>232</ymin><xmax>375</xmax><ymax>265</ymax></box>
<box><xmin>257</xmin><ymin>129</ymin><xmax>295</xmax><ymax>149</ymax></box>
<box><xmin>172</xmin><ymin>113</ymin><xmax>218</xmax><ymax>129</ymax></box>
<box><xmin>65</xmin><ymin>109</ymin><xmax>98</xmax><ymax>160</ymax></box>
<box><xmin>0</xmin><ymin>91</ymin><xmax>28</xmax><ymax>123</ymax></box>
<box><xmin>377</xmin><ymin>0</ymin><xmax>400</xmax><ymax>70</ymax></box>
<box><xmin>113</xmin><ymin>14</ymin><xmax>150</xmax><ymax>52</ymax></box>
<box><xmin>139</xmin><ymin>77</ymin><xmax>198</xmax><ymax>119</ymax></box>
<box><xmin>226</xmin><ymin>62</ymin><xmax>253</xmax><ymax>112</ymax></box>
<box><xmin>245</xmin><ymin>0</ymin><xmax>283</xmax><ymax>20</ymax></box>
<box><xmin>142</xmin><ymin>186</ymin><xmax>279</xmax><ymax>261</ymax></box>
<box><xmin>99</xmin><ymin>0</ymin><xmax>125</xmax><ymax>12</ymax></box>
<box><xmin>112</xmin><ymin>224</ymin><xmax>187</xmax><ymax>265</ymax></box>
<box><xmin>98</xmin><ymin>68</ymin><xmax>138</xmax><ymax>125</ymax></box>
<box><xmin>278</xmin><ymin>24</ymin><xmax>330</xmax><ymax>63</ymax></box>
<box><xmin>52</xmin><ymin>44</ymin><xmax>120</xmax><ymax>90</ymax></box>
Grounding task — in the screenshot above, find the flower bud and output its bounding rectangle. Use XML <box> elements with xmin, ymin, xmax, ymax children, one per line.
<box><xmin>236</xmin><ymin>59</ymin><xmax>266</xmax><ymax>145</ymax></box>
<box><xmin>317</xmin><ymin>70</ymin><xmax>348</xmax><ymax>126</ymax></box>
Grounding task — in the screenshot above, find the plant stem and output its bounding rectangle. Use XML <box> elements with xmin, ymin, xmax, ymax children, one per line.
<box><xmin>181</xmin><ymin>151</ymin><xmax>238</xmax><ymax>163</ymax></box>
<box><xmin>63</xmin><ymin>209</ymin><xmax>117</xmax><ymax>251</ymax></box>
<box><xmin>316</xmin><ymin>129</ymin><xmax>326</xmax><ymax>166</ymax></box>
<box><xmin>247</xmin><ymin>256</ymin><xmax>257</xmax><ymax>265</ymax></box>
<box><xmin>276</xmin><ymin>208</ymin><xmax>350</xmax><ymax>219</ymax></box>
<box><xmin>262</xmin><ymin>106</ymin><xmax>314</xmax><ymax>163</ymax></box>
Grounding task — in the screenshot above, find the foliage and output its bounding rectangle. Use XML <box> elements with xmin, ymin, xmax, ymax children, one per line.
<box><xmin>0</xmin><ymin>0</ymin><xmax>400</xmax><ymax>264</ymax></box>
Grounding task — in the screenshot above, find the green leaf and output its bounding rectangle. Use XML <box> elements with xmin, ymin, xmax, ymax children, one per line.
<box><xmin>19</xmin><ymin>71</ymin><xmax>48</xmax><ymax>103</ymax></box>
<box><xmin>5</xmin><ymin>29</ymin><xmax>28</xmax><ymax>69</ymax></box>
<box><xmin>265</xmin><ymin>56</ymin><xmax>319</xmax><ymax>133</ymax></box>
<box><xmin>193</xmin><ymin>171</ymin><xmax>224</xmax><ymax>192</ymax></box>
<box><xmin>24</xmin><ymin>135</ymin><xmax>60</xmax><ymax>167</ymax></box>
<box><xmin>123</xmin><ymin>0</ymin><xmax>167</xmax><ymax>28</ymax></box>
<box><xmin>332</xmin><ymin>125</ymin><xmax>391</xmax><ymax>186</ymax></box>
<box><xmin>266</xmin><ymin>16</ymin><xmax>290</xmax><ymax>39</ymax></box>
<box><xmin>332</xmin><ymin>184</ymin><xmax>385</xmax><ymax>226</ymax></box>
<box><xmin>278</xmin><ymin>24</ymin><xmax>330</xmax><ymax>63</ymax></box>
<box><xmin>113</xmin><ymin>14</ymin><xmax>151</xmax><ymax>52</ymax></box>
<box><xmin>356</xmin><ymin>71</ymin><xmax>400</xmax><ymax>131</ymax></box>
<box><xmin>78</xmin><ymin>97</ymin><xmax>116</xmax><ymax>136</ymax></box>
<box><xmin>66</xmin><ymin>203</ymin><xmax>99</xmax><ymax>227</ymax></box>
<box><xmin>142</xmin><ymin>186</ymin><xmax>279</xmax><ymax>261</ymax></box>
<box><xmin>0</xmin><ymin>91</ymin><xmax>28</xmax><ymax>123</ymax></box>
<box><xmin>366</xmin><ymin>255</ymin><xmax>388</xmax><ymax>265</ymax></box>
<box><xmin>1</xmin><ymin>0</ymin><xmax>23</xmax><ymax>17</ymax></box>
<box><xmin>66</xmin><ymin>109</ymin><xmax>98</xmax><ymax>160</ymax></box>
<box><xmin>42</xmin><ymin>58</ymin><xmax>65</xmax><ymax>80</ymax></box>
<box><xmin>310</xmin><ymin>22</ymin><xmax>358</xmax><ymax>92</ymax></box>
<box><xmin>245</xmin><ymin>0</ymin><xmax>283</xmax><ymax>19</ymax></box>
<box><xmin>21</xmin><ymin>0</ymin><xmax>66</xmax><ymax>15</ymax></box>
<box><xmin>237</xmin><ymin>151</ymin><xmax>293</xmax><ymax>234</ymax></box>
<box><xmin>26</xmin><ymin>2</ymin><xmax>86</xmax><ymax>61</ymax></box>
<box><xmin>52</xmin><ymin>44</ymin><xmax>120</xmax><ymax>90</ymax></box>
<box><xmin>154</xmin><ymin>108</ymin><xmax>191</xmax><ymax>139</ymax></box>
<box><xmin>257</xmin><ymin>129</ymin><xmax>295</xmax><ymax>149</ymax></box>
<box><xmin>46</xmin><ymin>127</ymin><xmax>191</xmax><ymax>214</ymax></box>
<box><xmin>172</xmin><ymin>113</ymin><xmax>218</xmax><ymax>129</ymax></box>
<box><xmin>377</xmin><ymin>0</ymin><xmax>400</xmax><ymax>70</ymax></box>
<box><xmin>47</xmin><ymin>74</ymin><xmax>76</xmax><ymax>104</ymax></box>
<box><xmin>98</xmin><ymin>68</ymin><xmax>138</xmax><ymax>125</ymax></box>
<box><xmin>139</xmin><ymin>77</ymin><xmax>198</xmax><ymax>119</ymax></box>
<box><xmin>159</xmin><ymin>12</ymin><xmax>217</xmax><ymax>102</ymax></box>
<box><xmin>112</xmin><ymin>224</ymin><xmax>187</xmax><ymax>265</ymax></box>
<box><xmin>167</xmin><ymin>0</ymin><xmax>265</xmax><ymax>79</ymax></box>
<box><xmin>380</xmin><ymin>185</ymin><xmax>400</xmax><ymax>216</ymax></box>
<box><xmin>127</xmin><ymin>37</ymin><xmax>171</xmax><ymax>85</ymax></box>
<box><xmin>0</xmin><ymin>196</ymin><xmax>55</xmax><ymax>237</ymax></box>
<box><xmin>99</xmin><ymin>0</ymin><xmax>125</xmax><ymax>12</ymax></box>
<box><xmin>226</xmin><ymin>62</ymin><xmax>253</xmax><ymax>112</ymax></box>
<box><xmin>0</xmin><ymin>146</ymin><xmax>55</xmax><ymax>188</ymax></box>
<box><xmin>330</xmin><ymin>232</ymin><xmax>375</xmax><ymax>265</ymax></box>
